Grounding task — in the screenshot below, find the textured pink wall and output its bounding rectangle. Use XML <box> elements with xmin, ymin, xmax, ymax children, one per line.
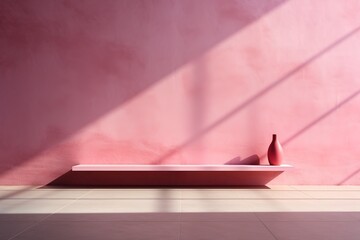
<box><xmin>1</xmin><ymin>0</ymin><xmax>360</xmax><ymax>185</ymax></box>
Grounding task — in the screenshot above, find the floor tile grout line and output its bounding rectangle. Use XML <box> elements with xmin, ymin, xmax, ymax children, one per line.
<box><xmin>45</xmin><ymin>188</ymin><xmax>93</xmax><ymax>217</ymax></box>
<box><xmin>299</xmin><ymin>190</ymin><xmax>315</xmax><ymax>198</ymax></box>
<box><xmin>6</xmin><ymin>189</ymin><xmax>92</xmax><ymax>240</ymax></box>
<box><xmin>287</xmin><ymin>185</ymin><xmax>299</xmax><ymax>190</ymax></box>
<box><xmin>254</xmin><ymin>212</ymin><xmax>280</xmax><ymax>240</ymax></box>
<box><xmin>78</xmin><ymin>188</ymin><xmax>95</xmax><ymax>199</ymax></box>
<box><xmin>7</xmin><ymin>221</ymin><xmax>44</xmax><ymax>240</ymax></box>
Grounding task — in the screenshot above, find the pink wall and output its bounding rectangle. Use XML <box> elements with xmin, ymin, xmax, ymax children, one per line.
<box><xmin>1</xmin><ymin>0</ymin><xmax>360</xmax><ymax>185</ymax></box>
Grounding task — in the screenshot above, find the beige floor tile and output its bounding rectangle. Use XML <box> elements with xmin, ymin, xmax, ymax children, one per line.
<box><xmin>247</xmin><ymin>199</ymin><xmax>315</xmax><ymax>212</ymax></box>
<box><xmin>235</xmin><ymin>190</ymin><xmax>310</xmax><ymax>199</ymax></box>
<box><xmin>301</xmin><ymin>190</ymin><xmax>360</xmax><ymax>199</ymax></box>
<box><xmin>291</xmin><ymin>185</ymin><xmax>360</xmax><ymax>190</ymax></box>
<box><xmin>0</xmin><ymin>188</ymin><xmax>38</xmax><ymax>200</ymax></box>
<box><xmin>265</xmin><ymin>221</ymin><xmax>360</xmax><ymax>240</ymax></box>
<box><xmin>247</xmin><ymin>199</ymin><xmax>360</xmax><ymax>212</ymax></box>
<box><xmin>303</xmin><ymin>200</ymin><xmax>360</xmax><ymax>211</ymax></box>
<box><xmin>58</xmin><ymin>199</ymin><xmax>181</xmax><ymax>213</ymax></box>
<box><xmin>180</xmin><ymin>189</ymin><xmax>243</xmax><ymax>199</ymax></box>
<box><xmin>0</xmin><ymin>189</ymin><xmax>89</xmax><ymax>199</ymax></box>
<box><xmin>318</xmin><ymin>200</ymin><xmax>360</xmax><ymax>212</ymax></box>
<box><xmin>266</xmin><ymin>185</ymin><xmax>298</xmax><ymax>190</ymax></box>
<box><xmin>46</xmin><ymin>212</ymin><xmax>181</xmax><ymax>222</ymax></box>
<box><xmin>0</xmin><ymin>190</ymin><xmax>25</xmax><ymax>199</ymax></box>
<box><xmin>0</xmin><ymin>186</ymin><xmax>37</xmax><ymax>190</ymax></box>
<box><xmin>181</xmin><ymin>199</ymin><xmax>254</xmax><ymax>212</ymax></box>
<box><xmin>1</xmin><ymin>186</ymin><xmax>360</xmax><ymax>240</ymax></box>
<box><xmin>180</xmin><ymin>221</ymin><xmax>276</xmax><ymax>240</ymax></box>
<box><xmin>12</xmin><ymin>221</ymin><xmax>180</xmax><ymax>240</ymax></box>
<box><xmin>0</xmin><ymin>199</ymin><xmax>74</xmax><ymax>214</ymax></box>
<box><xmin>83</xmin><ymin>189</ymin><xmax>182</xmax><ymax>199</ymax></box>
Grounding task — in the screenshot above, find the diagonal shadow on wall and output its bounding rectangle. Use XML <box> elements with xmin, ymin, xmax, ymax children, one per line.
<box><xmin>151</xmin><ymin>25</ymin><xmax>360</xmax><ymax>164</ymax></box>
<box><xmin>338</xmin><ymin>168</ymin><xmax>360</xmax><ymax>185</ymax></box>
<box><xmin>282</xmin><ymin>89</ymin><xmax>360</xmax><ymax>147</ymax></box>
<box><xmin>0</xmin><ymin>0</ymin><xmax>288</xmax><ymax>179</ymax></box>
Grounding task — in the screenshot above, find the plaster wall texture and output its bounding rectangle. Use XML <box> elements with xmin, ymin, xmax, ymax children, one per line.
<box><xmin>1</xmin><ymin>0</ymin><xmax>360</xmax><ymax>184</ymax></box>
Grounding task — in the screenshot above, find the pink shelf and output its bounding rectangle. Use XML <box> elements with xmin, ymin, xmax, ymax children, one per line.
<box><xmin>72</xmin><ymin>164</ymin><xmax>293</xmax><ymax>172</ymax></box>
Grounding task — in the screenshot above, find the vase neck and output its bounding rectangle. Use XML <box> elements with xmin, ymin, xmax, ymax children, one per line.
<box><xmin>272</xmin><ymin>134</ymin><xmax>277</xmax><ymax>141</ymax></box>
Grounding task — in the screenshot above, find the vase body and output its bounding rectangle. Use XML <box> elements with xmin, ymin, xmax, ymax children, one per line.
<box><xmin>267</xmin><ymin>134</ymin><xmax>284</xmax><ymax>165</ymax></box>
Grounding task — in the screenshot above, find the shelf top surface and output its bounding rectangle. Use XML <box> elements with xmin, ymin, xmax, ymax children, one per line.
<box><xmin>72</xmin><ymin>164</ymin><xmax>293</xmax><ymax>172</ymax></box>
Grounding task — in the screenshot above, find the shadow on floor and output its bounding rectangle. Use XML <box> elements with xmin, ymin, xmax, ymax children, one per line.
<box><xmin>2</xmin><ymin>212</ymin><xmax>360</xmax><ymax>240</ymax></box>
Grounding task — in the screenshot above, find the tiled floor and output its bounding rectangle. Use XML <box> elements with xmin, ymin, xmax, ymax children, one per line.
<box><xmin>1</xmin><ymin>186</ymin><xmax>360</xmax><ymax>240</ymax></box>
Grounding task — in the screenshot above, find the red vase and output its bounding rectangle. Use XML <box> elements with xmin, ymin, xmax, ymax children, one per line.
<box><xmin>267</xmin><ymin>134</ymin><xmax>284</xmax><ymax>165</ymax></box>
